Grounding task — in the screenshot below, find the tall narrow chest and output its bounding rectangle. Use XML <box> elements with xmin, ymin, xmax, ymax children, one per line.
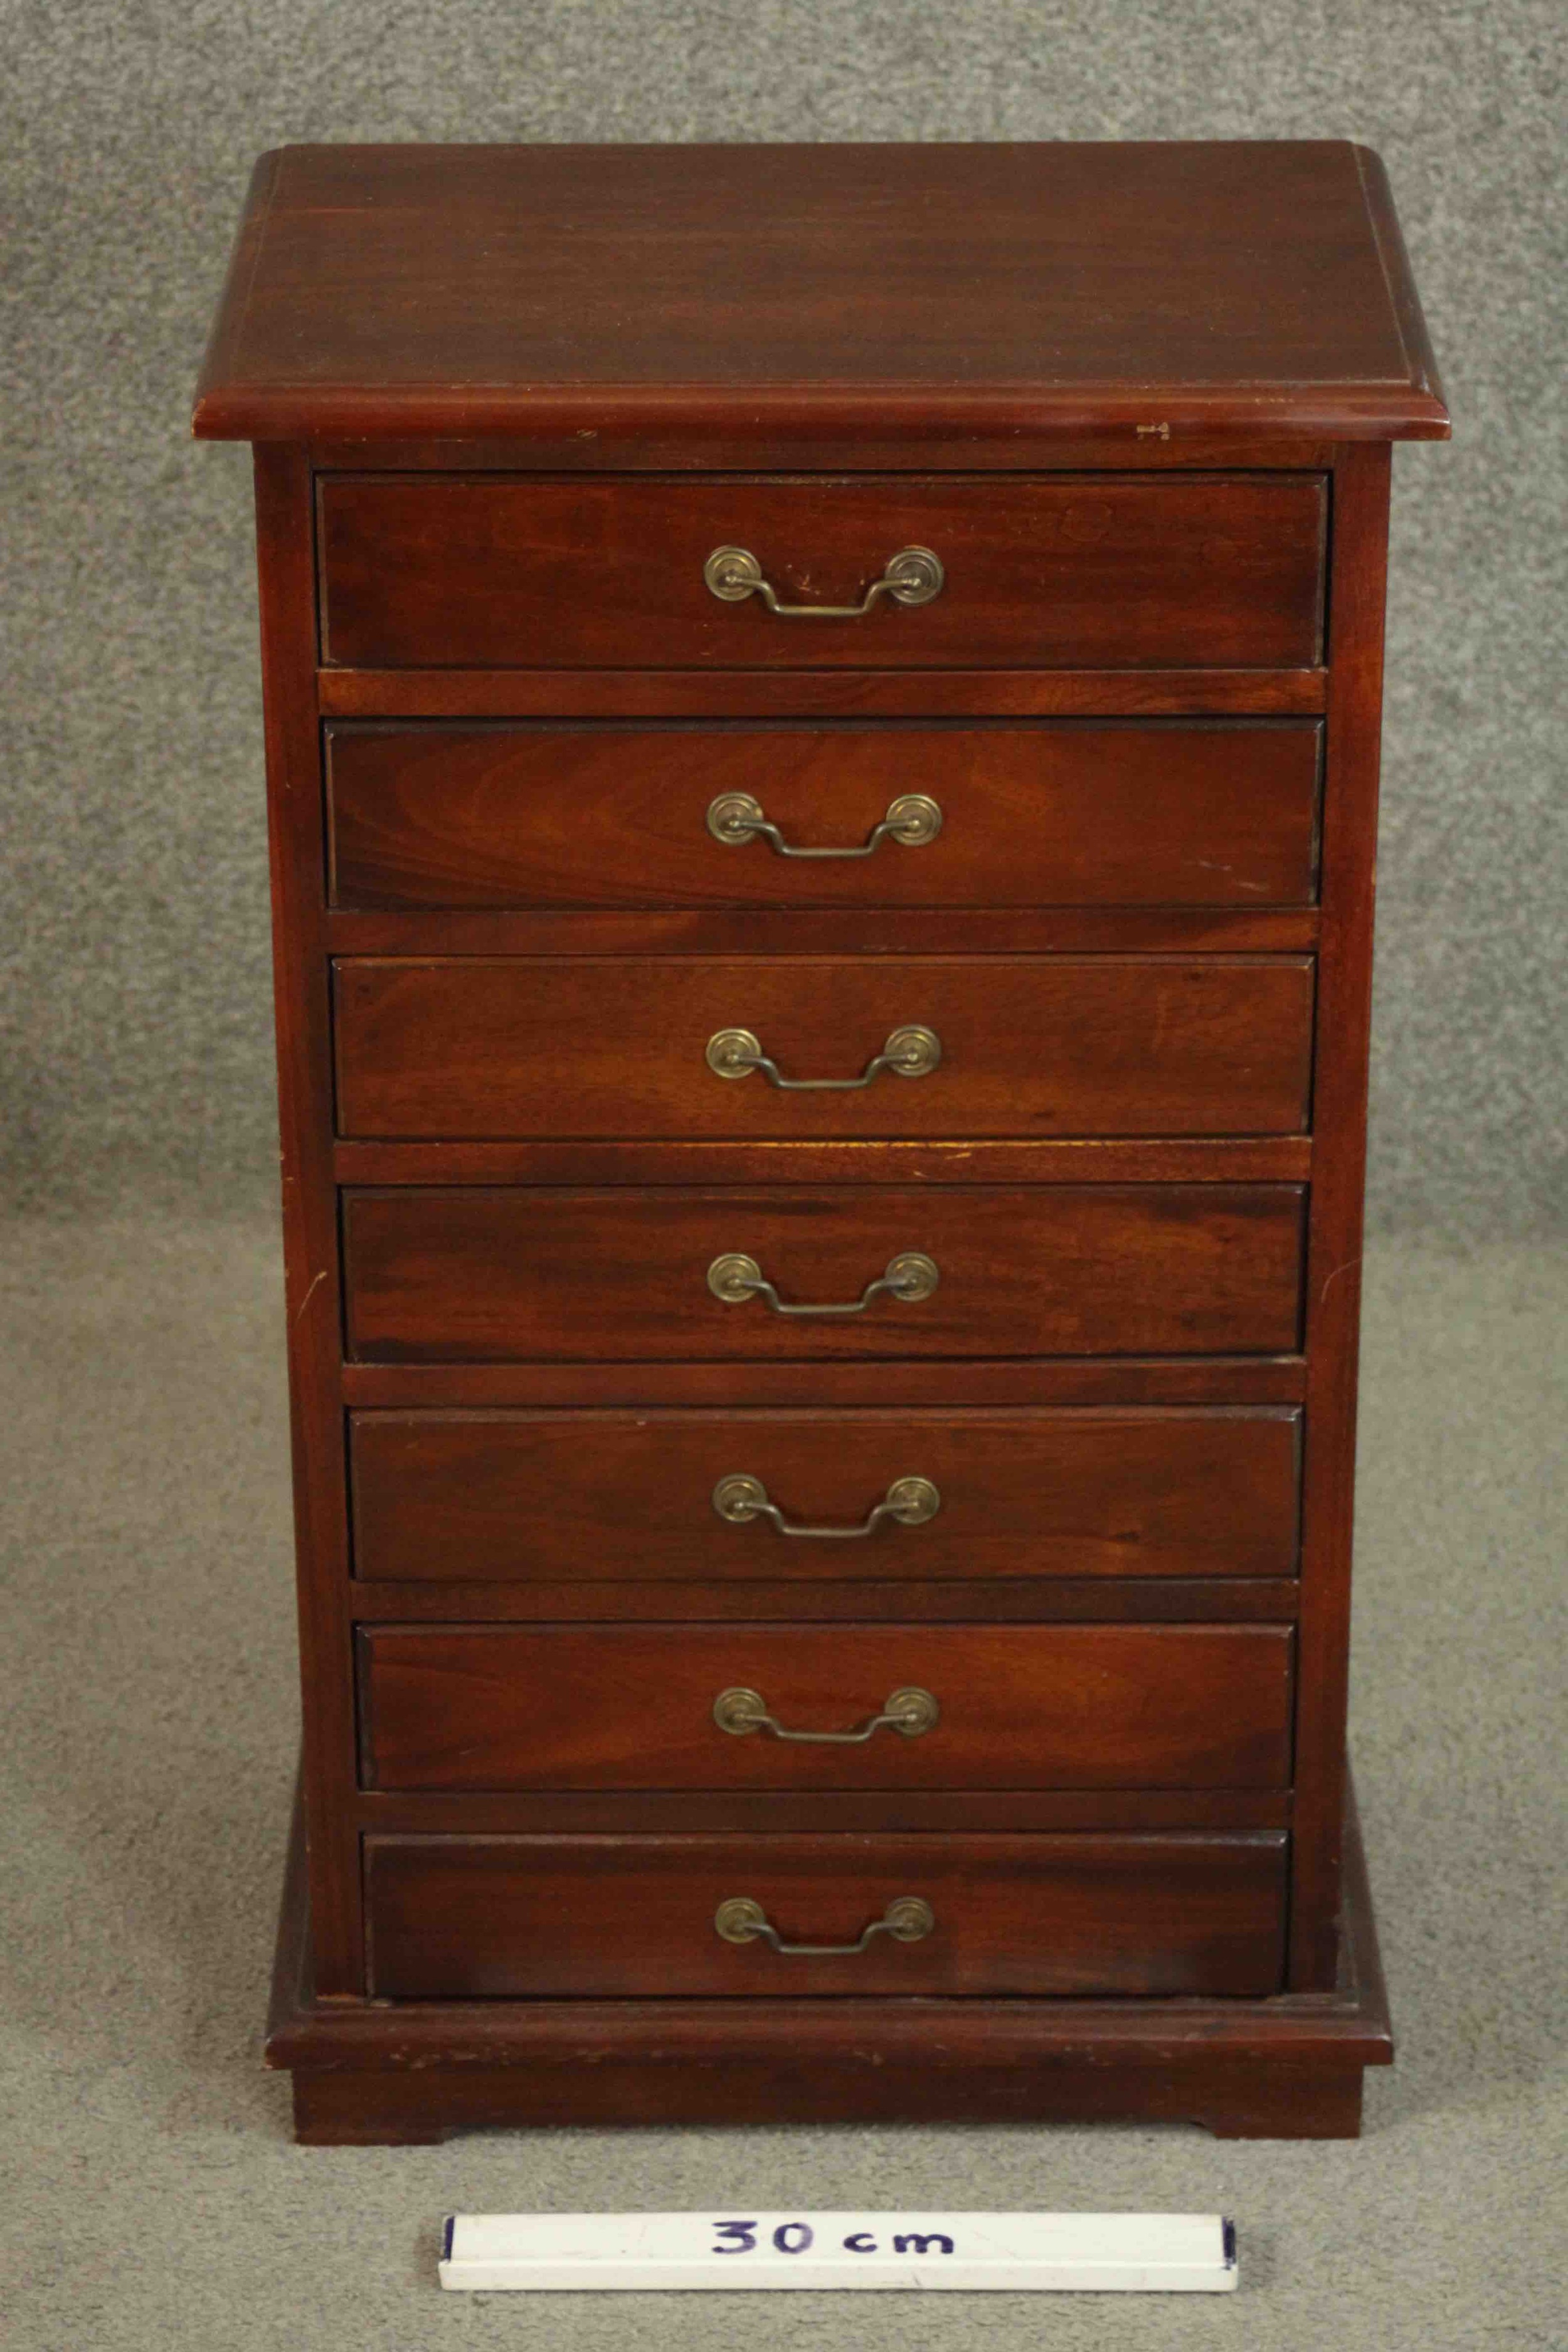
<box><xmin>194</xmin><ymin>139</ymin><xmax>1448</xmax><ymax>2143</ymax></box>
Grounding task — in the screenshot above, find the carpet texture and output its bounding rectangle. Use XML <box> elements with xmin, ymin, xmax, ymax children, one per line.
<box><xmin>2</xmin><ymin>1</ymin><xmax>1565</xmax><ymax>1230</ymax></box>
<box><xmin>4</xmin><ymin>7</ymin><xmax>1564</xmax><ymax>2344</ymax></box>
<box><xmin>2</xmin><ymin>1218</ymin><xmax>1564</xmax><ymax>2347</ymax></box>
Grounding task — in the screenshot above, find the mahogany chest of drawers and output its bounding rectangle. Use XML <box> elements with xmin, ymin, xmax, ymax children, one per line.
<box><xmin>194</xmin><ymin>139</ymin><xmax>1448</xmax><ymax>2144</ymax></box>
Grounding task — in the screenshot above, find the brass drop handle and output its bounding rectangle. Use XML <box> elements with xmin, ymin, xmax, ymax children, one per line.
<box><xmin>714</xmin><ymin>1685</ymin><xmax>940</xmax><ymax>1742</ymax></box>
<box><xmin>707</xmin><ymin>1249</ymin><xmax>939</xmax><ymax>1318</ymax></box>
<box><xmin>707</xmin><ymin>790</ymin><xmax>943</xmax><ymax>857</ymax></box>
<box><xmin>706</xmin><ymin>1024</ymin><xmax>941</xmax><ymax>1091</ymax></box>
<box><xmin>712</xmin><ymin>1471</ymin><xmax>940</xmax><ymax>1540</ymax></box>
<box><xmin>704</xmin><ymin>543</ymin><xmax>945</xmax><ymax>619</ymax></box>
<box><xmin>714</xmin><ymin>1894</ymin><xmax>935</xmax><ymax>1957</ymax></box>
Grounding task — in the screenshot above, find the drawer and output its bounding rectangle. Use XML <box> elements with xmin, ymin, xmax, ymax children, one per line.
<box><xmin>341</xmin><ymin>1184</ymin><xmax>1306</xmax><ymax>1362</ymax></box>
<box><xmin>325</xmin><ymin>719</ymin><xmax>1325</xmax><ymax>910</ymax></box>
<box><xmin>356</xmin><ymin>1621</ymin><xmax>1295</xmax><ymax>1792</ymax></box>
<box><xmin>349</xmin><ymin>1406</ymin><xmax>1302</xmax><ymax>1584</ymax></box>
<box><xmin>334</xmin><ymin>956</ymin><xmax>1315</xmax><ymax>1142</ymax></box>
<box><xmin>363</xmin><ymin>1830</ymin><xmax>1290</xmax><ymax>1999</ymax></box>
<box><xmin>316</xmin><ymin>473</ymin><xmax>1327</xmax><ymax>670</ymax></box>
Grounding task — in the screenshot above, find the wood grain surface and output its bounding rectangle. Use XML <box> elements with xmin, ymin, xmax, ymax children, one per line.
<box><xmin>341</xmin><ymin>1182</ymin><xmax>1308</xmax><ymax>1362</ymax></box>
<box><xmin>363</xmin><ymin>1830</ymin><xmax>1290</xmax><ymax>2000</ymax></box>
<box><xmin>326</xmin><ymin>718</ymin><xmax>1323</xmax><ymax>910</ymax></box>
<box><xmin>318</xmin><ymin>666</ymin><xmax>1330</xmax><ymax>721</ymax></box>
<box><xmin>317</xmin><ymin>472</ymin><xmax>1327</xmax><ymax>670</ymax></box>
<box><xmin>193</xmin><ymin>143</ymin><xmax>1447</xmax><ymax>442</ymax></box>
<box><xmin>347</xmin><ymin>1403</ymin><xmax>1302</xmax><ymax>1584</ymax></box>
<box><xmin>356</xmin><ymin>1620</ymin><xmax>1295</xmax><ymax>1792</ymax></box>
<box><xmin>332</xmin><ymin>955</ymin><xmax>1316</xmax><ymax>1141</ymax></box>
<box><xmin>197</xmin><ymin>134</ymin><xmax>1443</xmax><ymax>2136</ymax></box>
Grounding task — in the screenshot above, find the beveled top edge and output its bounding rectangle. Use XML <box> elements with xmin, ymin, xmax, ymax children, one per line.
<box><xmin>193</xmin><ymin>140</ymin><xmax>1449</xmax><ymax>445</ymax></box>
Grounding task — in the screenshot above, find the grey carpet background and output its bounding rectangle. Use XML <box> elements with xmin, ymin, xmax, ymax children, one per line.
<box><xmin>4</xmin><ymin>9</ymin><xmax>1565</xmax><ymax>2349</ymax></box>
<box><xmin>3</xmin><ymin>0</ymin><xmax>1565</xmax><ymax>1227</ymax></box>
<box><xmin>4</xmin><ymin>1224</ymin><xmax>1564</xmax><ymax>2347</ymax></box>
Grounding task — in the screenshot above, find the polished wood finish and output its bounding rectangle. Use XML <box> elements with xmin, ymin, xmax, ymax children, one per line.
<box><xmin>363</xmin><ymin>1830</ymin><xmax>1290</xmax><ymax>2000</ymax></box>
<box><xmin>347</xmin><ymin>1405</ymin><xmax>1301</xmax><ymax>1584</ymax></box>
<box><xmin>355</xmin><ymin>1785</ymin><xmax>1297</xmax><ymax>1833</ymax></box>
<box><xmin>334</xmin><ymin>956</ymin><xmax>1315</xmax><ymax>1142</ymax></box>
<box><xmin>319</xmin><ymin>666</ymin><xmax>1330</xmax><ymax>719</ymax></box>
<box><xmin>342</xmin><ymin>1352</ymin><xmax>1310</xmax><ymax>1411</ymax></box>
<box><xmin>334</xmin><ymin>1135</ymin><xmax>1316</xmax><ymax>1188</ymax></box>
<box><xmin>326</xmin><ymin>719</ymin><xmax>1323</xmax><ymax>911</ymax></box>
<box><xmin>270</xmin><ymin>1777</ymin><xmax>1391</xmax><ymax>2140</ymax></box>
<box><xmin>357</xmin><ymin>1621</ymin><xmax>1295</xmax><ymax>1793</ymax></box>
<box><xmin>341</xmin><ymin>1183</ymin><xmax>1307</xmax><ymax>1363</ymax></box>
<box><xmin>1291</xmin><ymin>440</ymin><xmax>1392</xmax><ymax>1986</ymax></box>
<box><xmin>193</xmin><ymin>143</ymin><xmax>1446</xmax><ymax>443</ymax></box>
<box><xmin>198</xmin><ymin>139</ymin><xmax>1440</xmax><ymax>2141</ymax></box>
<box><xmin>310</xmin><ymin>432</ymin><xmax>1344</xmax><ymax>477</ymax></box>
<box><xmin>252</xmin><ymin>448</ymin><xmax>364</xmax><ymax>1993</ymax></box>
<box><xmin>351</xmin><ymin>1581</ymin><xmax>1303</xmax><ymax>1629</ymax></box>
<box><xmin>295</xmin><ymin>2052</ymin><xmax>1367</xmax><ymax>2143</ymax></box>
<box><xmin>329</xmin><ymin>907</ymin><xmax>1323</xmax><ymax>957</ymax></box>
<box><xmin>317</xmin><ymin>472</ymin><xmax>1327</xmax><ymax>672</ymax></box>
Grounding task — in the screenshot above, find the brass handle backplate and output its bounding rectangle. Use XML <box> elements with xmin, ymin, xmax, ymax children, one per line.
<box><xmin>704</xmin><ymin>544</ymin><xmax>945</xmax><ymax>619</ymax></box>
<box><xmin>714</xmin><ymin>1894</ymin><xmax>936</xmax><ymax>1956</ymax></box>
<box><xmin>706</xmin><ymin>1024</ymin><xmax>941</xmax><ymax>1091</ymax></box>
<box><xmin>707</xmin><ymin>1249</ymin><xmax>939</xmax><ymax>1317</ymax></box>
<box><xmin>712</xmin><ymin>1684</ymin><xmax>940</xmax><ymax>1742</ymax></box>
<box><xmin>712</xmin><ymin>1471</ymin><xmax>940</xmax><ymax>1540</ymax></box>
<box><xmin>707</xmin><ymin>790</ymin><xmax>943</xmax><ymax>858</ymax></box>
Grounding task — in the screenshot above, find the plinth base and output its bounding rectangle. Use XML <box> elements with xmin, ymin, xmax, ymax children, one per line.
<box><xmin>267</xmin><ymin>1789</ymin><xmax>1392</xmax><ymax>2146</ymax></box>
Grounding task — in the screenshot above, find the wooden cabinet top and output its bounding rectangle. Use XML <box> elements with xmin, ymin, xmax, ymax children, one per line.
<box><xmin>193</xmin><ymin>140</ymin><xmax>1447</xmax><ymax>445</ymax></box>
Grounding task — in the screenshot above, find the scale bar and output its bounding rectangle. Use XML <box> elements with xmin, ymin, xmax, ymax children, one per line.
<box><xmin>439</xmin><ymin>2210</ymin><xmax>1238</xmax><ymax>2293</ymax></box>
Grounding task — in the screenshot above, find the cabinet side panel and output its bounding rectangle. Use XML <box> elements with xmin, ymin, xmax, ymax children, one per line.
<box><xmin>253</xmin><ymin>443</ymin><xmax>363</xmax><ymax>1990</ymax></box>
<box><xmin>1291</xmin><ymin>442</ymin><xmax>1391</xmax><ymax>1988</ymax></box>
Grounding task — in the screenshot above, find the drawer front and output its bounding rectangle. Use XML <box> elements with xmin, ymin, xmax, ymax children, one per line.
<box><xmin>334</xmin><ymin>956</ymin><xmax>1315</xmax><ymax>1143</ymax></box>
<box><xmin>317</xmin><ymin>473</ymin><xmax>1327</xmax><ymax>670</ymax></box>
<box><xmin>341</xmin><ymin>1184</ymin><xmax>1306</xmax><ymax>1362</ymax></box>
<box><xmin>357</xmin><ymin>1621</ymin><xmax>1295</xmax><ymax>1791</ymax></box>
<box><xmin>349</xmin><ymin>1406</ymin><xmax>1302</xmax><ymax>1584</ymax></box>
<box><xmin>364</xmin><ymin>1830</ymin><xmax>1290</xmax><ymax>1999</ymax></box>
<box><xmin>326</xmin><ymin>720</ymin><xmax>1324</xmax><ymax>911</ymax></box>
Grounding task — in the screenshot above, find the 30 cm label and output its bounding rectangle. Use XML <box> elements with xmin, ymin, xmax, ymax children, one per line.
<box><xmin>712</xmin><ymin>2222</ymin><xmax>956</xmax><ymax>2258</ymax></box>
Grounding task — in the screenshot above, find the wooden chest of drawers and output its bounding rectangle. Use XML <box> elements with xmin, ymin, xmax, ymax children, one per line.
<box><xmin>194</xmin><ymin>139</ymin><xmax>1447</xmax><ymax>2144</ymax></box>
